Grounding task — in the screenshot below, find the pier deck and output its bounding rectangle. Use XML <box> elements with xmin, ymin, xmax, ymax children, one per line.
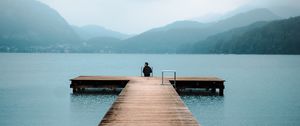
<box><xmin>70</xmin><ymin>76</ymin><xmax>225</xmax><ymax>126</ymax></box>
<box><xmin>99</xmin><ymin>77</ymin><xmax>199</xmax><ymax>126</ymax></box>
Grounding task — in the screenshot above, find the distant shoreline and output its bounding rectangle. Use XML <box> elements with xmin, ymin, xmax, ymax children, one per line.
<box><xmin>0</xmin><ymin>52</ymin><xmax>299</xmax><ymax>55</ymax></box>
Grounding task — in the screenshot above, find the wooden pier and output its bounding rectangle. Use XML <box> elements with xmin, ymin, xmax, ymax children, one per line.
<box><xmin>70</xmin><ymin>76</ymin><xmax>225</xmax><ymax>126</ymax></box>
<box><xmin>172</xmin><ymin>77</ymin><xmax>225</xmax><ymax>95</ymax></box>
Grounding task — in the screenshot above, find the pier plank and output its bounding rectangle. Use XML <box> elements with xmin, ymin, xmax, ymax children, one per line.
<box><xmin>98</xmin><ymin>77</ymin><xmax>200</xmax><ymax>126</ymax></box>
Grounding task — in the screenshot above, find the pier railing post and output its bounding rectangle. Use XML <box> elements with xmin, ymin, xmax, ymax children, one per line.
<box><xmin>161</xmin><ymin>70</ymin><xmax>176</xmax><ymax>85</ymax></box>
<box><xmin>141</xmin><ymin>66</ymin><xmax>143</xmax><ymax>77</ymax></box>
<box><xmin>161</xmin><ymin>71</ymin><xmax>164</xmax><ymax>84</ymax></box>
<box><xmin>174</xmin><ymin>71</ymin><xmax>176</xmax><ymax>87</ymax></box>
<box><xmin>151</xmin><ymin>67</ymin><xmax>154</xmax><ymax>77</ymax></box>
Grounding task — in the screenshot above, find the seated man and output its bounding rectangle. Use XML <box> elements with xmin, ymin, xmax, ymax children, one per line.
<box><xmin>143</xmin><ymin>62</ymin><xmax>152</xmax><ymax>77</ymax></box>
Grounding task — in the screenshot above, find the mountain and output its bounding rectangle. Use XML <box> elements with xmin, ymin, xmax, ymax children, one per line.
<box><xmin>269</xmin><ymin>6</ymin><xmax>300</xmax><ymax>19</ymax></box>
<box><xmin>80</xmin><ymin>37</ymin><xmax>122</xmax><ymax>53</ymax></box>
<box><xmin>204</xmin><ymin>8</ymin><xmax>281</xmax><ymax>33</ymax></box>
<box><xmin>150</xmin><ymin>20</ymin><xmax>208</xmax><ymax>32</ymax></box>
<box><xmin>0</xmin><ymin>0</ymin><xmax>81</xmax><ymax>52</ymax></box>
<box><xmin>191</xmin><ymin>16</ymin><xmax>300</xmax><ymax>54</ymax></box>
<box><xmin>119</xmin><ymin>21</ymin><xmax>208</xmax><ymax>53</ymax></box>
<box><xmin>72</xmin><ymin>25</ymin><xmax>130</xmax><ymax>40</ymax></box>
<box><xmin>119</xmin><ymin>20</ymin><xmax>209</xmax><ymax>53</ymax></box>
<box><xmin>120</xmin><ymin>8</ymin><xmax>281</xmax><ymax>53</ymax></box>
<box><xmin>0</xmin><ymin>1</ymin><xmax>289</xmax><ymax>54</ymax></box>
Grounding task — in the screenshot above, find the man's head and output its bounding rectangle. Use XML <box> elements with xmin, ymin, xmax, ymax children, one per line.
<box><xmin>145</xmin><ymin>62</ymin><xmax>149</xmax><ymax>66</ymax></box>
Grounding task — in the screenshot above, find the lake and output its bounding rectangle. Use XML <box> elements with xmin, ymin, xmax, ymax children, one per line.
<box><xmin>0</xmin><ymin>53</ymin><xmax>299</xmax><ymax>126</ymax></box>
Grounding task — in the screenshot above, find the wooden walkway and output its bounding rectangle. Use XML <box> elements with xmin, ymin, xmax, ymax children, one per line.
<box><xmin>98</xmin><ymin>77</ymin><xmax>200</xmax><ymax>126</ymax></box>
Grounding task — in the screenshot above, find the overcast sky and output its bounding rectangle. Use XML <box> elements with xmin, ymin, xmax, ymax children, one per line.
<box><xmin>38</xmin><ymin>0</ymin><xmax>300</xmax><ymax>34</ymax></box>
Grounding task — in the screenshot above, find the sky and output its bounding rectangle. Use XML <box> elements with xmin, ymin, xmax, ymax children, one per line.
<box><xmin>38</xmin><ymin>0</ymin><xmax>300</xmax><ymax>34</ymax></box>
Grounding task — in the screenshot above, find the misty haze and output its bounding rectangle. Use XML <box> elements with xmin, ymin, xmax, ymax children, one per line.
<box><xmin>0</xmin><ymin>0</ymin><xmax>300</xmax><ymax>126</ymax></box>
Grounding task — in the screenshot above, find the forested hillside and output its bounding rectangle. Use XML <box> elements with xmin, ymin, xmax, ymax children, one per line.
<box><xmin>191</xmin><ymin>16</ymin><xmax>300</xmax><ymax>54</ymax></box>
<box><xmin>0</xmin><ymin>0</ymin><xmax>81</xmax><ymax>52</ymax></box>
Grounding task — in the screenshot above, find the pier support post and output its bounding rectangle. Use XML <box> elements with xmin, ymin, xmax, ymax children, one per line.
<box><xmin>219</xmin><ymin>84</ymin><xmax>225</xmax><ymax>96</ymax></box>
<box><xmin>72</xmin><ymin>88</ymin><xmax>85</xmax><ymax>93</ymax></box>
<box><xmin>73</xmin><ymin>88</ymin><xmax>77</xmax><ymax>93</ymax></box>
<box><xmin>219</xmin><ymin>89</ymin><xmax>224</xmax><ymax>96</ymax></box>
<box><xmin>211</xmin><ymin>88</ymin><xmax>216</xmax><ymax>94</ymax></box>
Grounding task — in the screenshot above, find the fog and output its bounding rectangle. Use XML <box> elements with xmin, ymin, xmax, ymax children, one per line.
<box><xmin>30</xmin><ymin>0</ymin><xmax>300</xmax><ymax>34</ymax></box>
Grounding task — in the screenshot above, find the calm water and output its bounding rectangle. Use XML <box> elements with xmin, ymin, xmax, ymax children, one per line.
<box><xmin>0</xmin><ymin>53</ymin><xmax>299</xmax><ymax>126</ymax></box>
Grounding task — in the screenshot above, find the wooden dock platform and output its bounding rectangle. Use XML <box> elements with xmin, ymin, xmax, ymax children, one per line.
<box><xmin>70</xmin><ymin>76</ymin><xmax>129</xmax><ymax>92</ymax></box>
<box><xmin>70</xmin><ymin>76</ymin><xmax>225</xmax><ymax>126</ymax></box>
<box><xmin>171</xmin><ymin>77</ymin><xmax>225</xmax><ymax>95</ymax></box>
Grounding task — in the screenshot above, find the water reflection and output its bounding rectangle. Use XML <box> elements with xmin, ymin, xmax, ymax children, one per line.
<box><xmin>70</xmin><ymin>92</ymin><xmax>118</xmax><ymax>126</ymax></box>
<box><xmin>181</xmin><ymin>95</ymin><xmax>224</xmax><ymax>126</ymax></box>
<box><xmin>71</xmin><ymin>88</ymin><xmax>122</xmax><ymax>95</ymax></box>
<box><xmin>177</xmin><ymin>89</ymin><xmax>222</xmax><ymax>96</ymax></box>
